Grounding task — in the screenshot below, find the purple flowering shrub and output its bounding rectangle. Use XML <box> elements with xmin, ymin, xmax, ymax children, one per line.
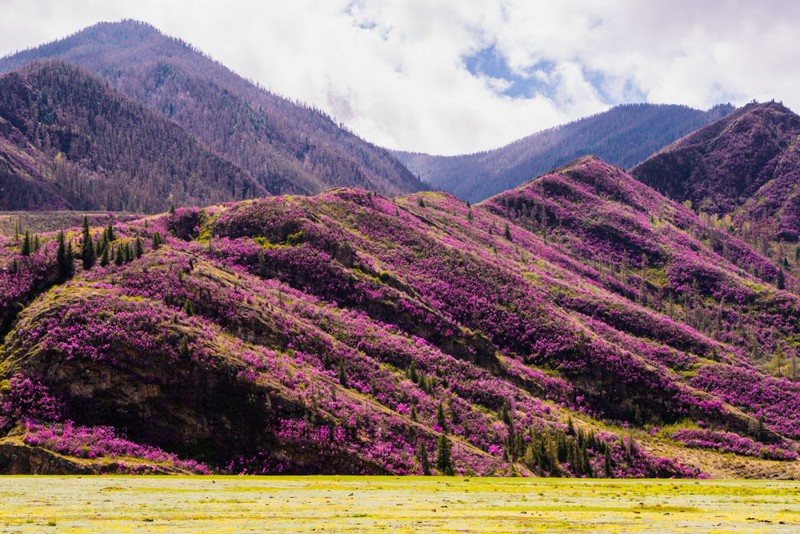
<box><xmin>670</xmin><ymin>428</ymin><xmax>797</xmax><ymax>461</ymax></box>
<box><xmin>22</xmin><ymin>421</ymin><xmax>211</xmax><ymax>473</ymax></box>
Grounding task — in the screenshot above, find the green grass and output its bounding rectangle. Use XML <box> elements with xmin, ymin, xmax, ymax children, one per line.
<box><xmin>0</xmin><ymin>476</ymin><xmax>798</xmax><ymax>532</ymax></box>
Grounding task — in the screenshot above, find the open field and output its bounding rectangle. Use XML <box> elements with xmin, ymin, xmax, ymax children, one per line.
<box><xmin>0</xmin><ymin>477</ymin><xmax>798</xmax><ymax>532</ymax></box>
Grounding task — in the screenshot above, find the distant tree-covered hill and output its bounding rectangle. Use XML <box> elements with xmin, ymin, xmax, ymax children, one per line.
<box><xmin>395</xmin><ymin>103</ymin><xmax>734</xmax><ymax>203</ymax></box>
<box><xmin>0</xmin><ymin>61</ymin><xmax>265</xmax><ymax>212</ymax></box>
<box><xmin>631</xmin><ymin>101</ymin><xmax>800</xmax><ymax>244</ymax></box>
<box><xmin>0</xmin><ymin>20</ymin><xmax>423</xmax><ymax>198</ymax></box>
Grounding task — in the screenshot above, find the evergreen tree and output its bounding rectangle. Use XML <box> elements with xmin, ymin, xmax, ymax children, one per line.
<box><xmin>777</xmin><ymin>268</ymin><xmax>785</xmax><ymax>290</ymax></box>
<box><xmin>100</xmin><ymin>245</ymin><xmax>110</xmax><ymax>267</ymax></box>
<box><xmin>65</xmin><ymin>242</ymin><xmax>74</xmax><ymax>277</ymax></box>
<box><xmin>134</xmin><ymin>237</ymin><xmax>144</xmax><ymax>259</ymax></box>
<box><xmin>151</xmin><ymin>232</ymin><xmax>162</xmax><ymax>250</ymax></box>
<box><xmin>20</xmin><ymin>231</ymin><xmax>32</xmax><ymax>256</ymax></box>
<box><xmin>418</xmin><ymin>197</ymin><xmax>425</xmax><ymax>208</ymax></box>
<box><xmin>80</xmin><ymin>216</ymin><xmax>95</xmax><ymax>270</ymax></box>
<box><xmin>467</xmin><ymin>209</ymin><xmax>473</xmax><ymax>223</ymax></box>
<box><xmin>180</xmin><ymin>337</ymin><xmax>190</xmax><ymax>359</ymax></box>
<box><xmin>114</xmin><ymin>246</ymin><xmax>124</xmax><ymax>266</ymax></box>
<box><xmin>56</xmin><ymin>231</ymin><xmax>68</xmax><ymax>277</ymax></box>
<box><xmin>417</xmin><ymin>441</ymin><xmax>431</xmax><ymax>475</ymax></box>
<box><xmin>435</xmin><ymin>434</ymin><xmax>453</xmax><ymax>475</ymax></box>
<box><xmin>436</xmin><ymin>402</ymin><xmax>448</xmax><ymax>433</ymax></box>
<box><xmin>33</xmin><ymin>234</ymin><xmax>40</xmax><ymax>252</ymax></box>
<box><xmin>106</xmin><ymin>223</ymin><xmax>116</xmax><ymax>242</ymax></box>
<box><xmin>504</xmin><ymin>223</ymin><xmax>512</xmax><ymax>241</ymax></box>
<box><xmin>338</xmin><ymin>360</ymin><xmax>348</xmax><ymax>387</ymax></box>
<box><xmin>182</xmin><ymin>298</ymin><xmax>194</xmax><ymax>316</ymax></box>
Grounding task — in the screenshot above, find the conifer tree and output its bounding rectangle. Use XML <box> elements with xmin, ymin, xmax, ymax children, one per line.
<box><xmin>338</xmin><ymin>360</ymin><xmax>348</xmax><ymax>387</ymax></box>
<box><xmin>436</xmin><ymin>402</ymin><xmax>448</xmax><ymax>433</ymax></box>
<box><xmin>20</xmin><ymin>231</ymin><xmax>31</xmax><ymax>256</ymax></box>
<box><xmin>114</xmin><ymin>246</ymin><xmax>124</xmax><ymax>266</ymax></box>
<box><xmin>151</xmin><ymin>232</ymin><xmax>162</xmax><ymax>250</ymax></box>
<box><xmin>80</xmin><ymin>216</ymin><xmax>95</xmax><ymax>270</ymax></box>
<box><xmin>436</xmin><ymin>434</ymin><xmax>453</xmax><ymax>475</ymax></box>
<box><xmin>418</xmin><ymin>197</ymin><xmax>425</xmax><ymax>208</ymax></box>
<box><xmin>134</xmin><ymin>237</ymin><xmax>144</xmax><ymax>259</ymax></box>
<box><xmin>504</xmin><ymin>222</ymin><xmax>512</xmax><ymax>241</ymax></box>
<box><xmin>182</xmin><ymin>298</ymin><xmax>194</xmax><ymax>316</ymax></box>
<box><xmin>777</xmin><ymin>268</ymin><xmax>785</xmax><ymax>290</ymax></box>
<box><xmin>417</xmin><ymin>441</ymin><xmax>431</xmax><ymax>475</ymax></box>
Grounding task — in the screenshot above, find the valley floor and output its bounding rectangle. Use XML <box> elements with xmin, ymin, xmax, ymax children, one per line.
<box><xmin>0</xmin><ymin>476</ymin><xmax>797</xmax><ymax>532</ymax></box>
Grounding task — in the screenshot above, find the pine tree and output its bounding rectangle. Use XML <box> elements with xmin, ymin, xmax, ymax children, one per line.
<box><xmin>182</xmin><ymin>298</ymin><xmax>194</xmax><ymax>316</ymax></box>
<box><xmin>100</xmin><ymin>245</ymin><xmax>110</xmax><ymax>267</ymax></box>
<box><xmin>417</xmin><ymin>441</ymin><xmax>431</xmax><ymax>475</ymax></box>
<box><xmin>33</xmin><ymin>234</ymin><xmax>40</xmax><ymax>252</ymax></box>
<box><xmin>504</xmin><ymin>223</ymin><xmax>512</xmax><ymax>241</ymax></box>
<box><xmin>20</xmin><ymin>231</ymin><xmax>32</xmax><ymax>256</ymax></box>
<box><xmin>436</xmin><ymin>402</ymin><xmax>448</xmax><ymax>433</ymax></box>
<box><xmin>80</xmin><ymin>216</ymin><xmax>95</xmax><ymax>270</ymax></box>
<box><xmin>436</xmin><ymin>434</ymin><xmax>453</xmax><ymax>475</ymax></box>
<box><xmin>56</xmin><ymin>231</ymin><xmax>68</xmax><ymax>278</ymax></box>
<box><xmin>114</xmin><ymin>246</ymin><xmax>124</xmax><ymax>266</ymax></box>
<box><xmin>106</xmin><ymin>223</ymin><xmax>116</xmax><ymax>242</ymax></box>
<box><xmin>777</xmin><ymin>268</ymin><xmax>785</xmax><ymax>290</ymax></box>
<box><xmin>467</xmin><ymin>209</ymin><xmax>474</xmax><ymax>223</ymax></box>
<box><xmin>418</xmin><ymin>197</ymin><xmax>425</xmax><ymax>208</ymax></box>
<box><xmin>134</xmin><ymin>237</ymin><xmax>144</xmax><ymax>259</ymax></box>
<box><xmin>151</xmin><ymin>232</ymin><xmax>162</xmax><ymax>250</ymax></box>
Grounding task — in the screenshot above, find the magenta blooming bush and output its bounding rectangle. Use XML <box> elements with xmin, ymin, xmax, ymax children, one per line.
<box><xmin>22</xmin><ymin>421</ymin><xmax>210</xmax><ymax>473</ymax></box>
<box><xmin>691</xmin><ymin>365</ymin><xmax>800</xmax><ymax>438</ymax></box>
<box><xmin>670</xmin><ymin>428</ymin><xmax>797</xmax><ymax>461</ymax></box>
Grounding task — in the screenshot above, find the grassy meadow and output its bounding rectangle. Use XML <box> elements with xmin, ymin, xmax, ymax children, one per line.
<box><xmin>0</xmin><ymin>476</ymin><xmax>798</xmax><ymax>532</ymax></box>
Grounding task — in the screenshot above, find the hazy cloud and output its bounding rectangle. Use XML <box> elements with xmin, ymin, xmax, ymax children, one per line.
<box><xmin>0</xmin><ymin>0</ymin><xmax>797</xmax><ymax>154</ymax></box>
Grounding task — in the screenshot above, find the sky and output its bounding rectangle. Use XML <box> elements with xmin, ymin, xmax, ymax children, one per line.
<box><xmin>0</xmin><ymin>0</ymin><xmax>797</xmax><ymax>155</ymax></box>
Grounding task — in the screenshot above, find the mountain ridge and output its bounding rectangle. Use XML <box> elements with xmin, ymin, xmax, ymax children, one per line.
<box><xmin>395</xmin><ymin>102</ymin><xmax>734</xmax><ymax>203</ymax></box>
<box><xmin>0</xmin><ymin>20</ymin><xmax>423</xmax><ymax>198</ymax></box>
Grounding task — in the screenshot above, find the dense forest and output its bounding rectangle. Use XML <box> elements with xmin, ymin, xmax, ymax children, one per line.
<box><xmin>0</xmin><ymin>61</ymin><xmax>266</xmax><ymax>212</ymax></box>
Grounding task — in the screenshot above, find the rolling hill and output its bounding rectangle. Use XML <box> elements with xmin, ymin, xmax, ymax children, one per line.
<box><xmin>1</xmin><ymin>156</ymin><xmax>798</xmax><ymax>477</ymax></box>
<box><xmin>0</xmin><ymin>20</ymin><xmax>423</xmax><ymax>198</ymax></box>
<box><xmin>395</xmin><ymin>103</ymin><xmax>734</xmax><ymax>203</ymax></box>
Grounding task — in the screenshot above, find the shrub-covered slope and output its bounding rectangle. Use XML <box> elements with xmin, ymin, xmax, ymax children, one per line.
<box><xmin>631</xmin><ymin>101</ymin><xmax>800</xmax><ymax>243</ymax></box>
<box><xmin>1</xmin><ymin>157</ymin><xmax>798</xmax><ymax>477</ymax></box>
<box><xmin>0</xmin><ymin>20</ymin><xmax>423</xmax><ymax>198</ymax></box>
<box><xmin>395</xmin><ymin>103</ymin><xmax>733</xmax><ymax>203</ymax></box>
<box><xmin>0</xmin><ymin>61</ymin><xmax>266</xmax><ymax>212</ymax></box>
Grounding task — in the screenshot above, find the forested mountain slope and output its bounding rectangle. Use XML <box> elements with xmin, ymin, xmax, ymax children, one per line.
<box><xmin>0</xmin><ymin>20</ymin><xmax>423</xmax><ymax>198</ymax></box>
<box><xmin>0</xmin><ymin>61</ymin><xmax>265</xmax><ymax>212</ymax></box>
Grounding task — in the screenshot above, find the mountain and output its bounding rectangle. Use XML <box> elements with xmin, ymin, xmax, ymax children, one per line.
<box><xmin>0</xmin><ymin>20</ymin><xmax>423</xmax><ymax>198</ymax></box>
<box><xmin>0</xmin><ymin>61</ymin><xmax>266</xmax><ymax>212</ymax></box>
<box><xmin>2</xmin><ymin>156</ymin><xmax>798</xmax><ymax>477</ymax></box>
<box><xmin>395</xmin><ymin>103</ymin><xmax>734</xmax><ymax>203</ymax></box>
<box><xmin>631</xmin><ymin>101</ymin><xmax>800</xmax><ymax>243</ymax></box>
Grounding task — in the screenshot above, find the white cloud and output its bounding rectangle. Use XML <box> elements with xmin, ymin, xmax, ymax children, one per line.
<box><xmin>0</xmin><ymin>0</ymin><xmax>797</xmax><ymax>154</ymax></box>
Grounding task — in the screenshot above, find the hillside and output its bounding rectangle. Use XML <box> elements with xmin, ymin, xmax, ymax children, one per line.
<box><xmin>395</xmin><ymin>103</ymin><xmax>734</xmax><ymax>203</ymax></box>
<box><xmin>1</xmin><ymin>156</ymin><xmax>798</xmax><ymax>477</ymax></box>
<box><xmin>0</xmin><ymin>20</ymin><xmax>423</xmax><ymax>198</ymax></box>
<box><xmin>631</xmin><ymin>101</ymin><xmax>800</xmax><ymax>244</ymax></box>
<box><xmin>0</xmin><ymin>61</ymin><xmax>265</xmax><ymax>212</ymax></box>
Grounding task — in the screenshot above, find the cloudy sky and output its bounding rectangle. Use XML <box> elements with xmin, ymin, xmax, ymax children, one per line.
<box><xmin>0</xmin><ymin>0</ymin><xmax>796</xmax><ymax>155</ymax></box>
